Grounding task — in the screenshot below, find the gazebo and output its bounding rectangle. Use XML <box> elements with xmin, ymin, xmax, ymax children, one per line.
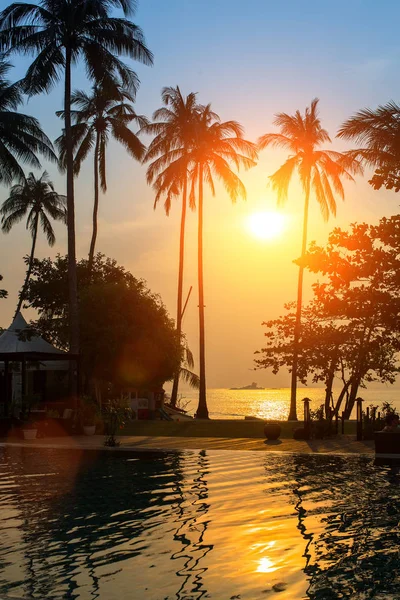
<box><xmin>0</xmin><ymin>312</ymin><xmax>79</xmax><ymax>418</ymax></box>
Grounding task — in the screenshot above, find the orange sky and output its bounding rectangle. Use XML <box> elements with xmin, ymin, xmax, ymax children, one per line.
<box><xmin>1</xmin><ymin>0</ymin><xmax>399</xmax><ymax>388</ymax></box>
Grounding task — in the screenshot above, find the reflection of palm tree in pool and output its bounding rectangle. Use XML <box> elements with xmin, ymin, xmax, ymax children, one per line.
<box><xmin>3</xmin><ymin>449</ymin><xmax>185</xmax><ymax>599</ymax></box>
<box><xmin>290</xmin><ymin>454</ymin><xmax>400</xmax><ymax>600</ymax></box>
<box><xmin>170</xmin><ymin>451</ymin><xmax>213</xmax><ymax>600</ymax></box>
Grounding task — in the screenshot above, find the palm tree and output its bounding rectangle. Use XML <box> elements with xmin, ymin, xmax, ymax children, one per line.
<box><xmin>190</xmin><ymin>104</ymin><xmax>258</xmax><ymax>418</ymax></box>
<box><xmin>142</xmin><ymin>86</ymin><xmax>199</xmax><ymax>407</ymax></box>
<box><xmin>0</xmin><ymin>171</ymin><xmax>66</xmax><ymax>316</ymax></box>
<box><xmin>0</xmin><ymin>59</ymin><xmax>55</xmax><ymax>185</ymax></box>
<box><xmin>56</xmin><ymin>81</ymin><xmax>148</xmax><ymax>271</ymax></box>
<box><xmin>258</xmin><ymin>98</ymin><xmax>360</xmax><ymax>420</ymax></box>
<box><xmin>0</xmin><ymin>0</ymin><xmax>153</xmax><ymax>353</ymax></box>
<box><xmin>337</xmin><ymin>101</ymin><xmax>400</xmax><ymax>191</ymax></box>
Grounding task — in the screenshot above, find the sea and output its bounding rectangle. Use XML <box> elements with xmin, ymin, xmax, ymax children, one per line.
<box><xmin>173</xmin><ymin>387</ymin><xmax>400</xmax><ymax>420</ymax></box>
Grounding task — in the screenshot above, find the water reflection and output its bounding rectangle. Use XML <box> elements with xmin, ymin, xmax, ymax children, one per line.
<box><xmin>288</xmin><ymin>454</ymin><xmax>400</xmax><ymax>599</ymax></box>
<box><xmin>1</xmin><ymin>448</ymin><xmax>400</xmax><ymax>599</ymax></box>
<box><xmin>170</xmin><ymin>451</ymin><xmax>212</xmax><ymax>599</ymax></box>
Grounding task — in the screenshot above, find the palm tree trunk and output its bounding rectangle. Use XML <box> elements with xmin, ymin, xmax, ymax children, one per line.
<box><xmin>196</xmin><ymin>165</ymin><xmax>209</xmax><ymax>419</ymax></box>
<box><xmin>289</xmin><ymin>177</ymin><xmax>311</xmax><ymax>420</ymax></box>
<box><xmin>88</xmin><ymin>133</ymin><xmax>100</xmax><ymax>273</ymax></box>
<box><xmin>15</xmin><ymin>213</ymin><xmax>39</xmax><ymax>318</ymax></box>
<box><xmin>170</xmin><ymin>173</ymin><xmax>188</xmax><ymax>407</ymax></box>
<box><xmin>65</xmin><ymin>45</ymin><xmax>79</xmax><ymax>355</ymax></box>
<box><xmin>324</xmin><ymin>345</ymin><xmax>339</xmax><ymax>418</ymax></box>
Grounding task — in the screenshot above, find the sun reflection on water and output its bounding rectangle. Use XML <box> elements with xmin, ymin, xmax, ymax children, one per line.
<box><xmin>256</xmin><ymin>556</ymin><xmax>279</xmax><ymax>574</ymax></box>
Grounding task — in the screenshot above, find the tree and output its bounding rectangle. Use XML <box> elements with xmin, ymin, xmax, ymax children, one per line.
<box><xmin>258</xmin><ymin>98</ymin><xmax>360</xmax><ymax>420</ymax></box>
<box><xmin>190</xmin><ymin>104</ymin><xmax>258</xmax><ymax>418</ymax></box>
<box><xmin>338</xmin><ymin>101</ymin><xmax>400</xmax><ymax>192</ymax></box>
<box><xmin>0</xmin><ymin>59</ymin><xmax>55</xmax><ymax>185</ymax></box>
<box><xmin>142</xmin><ymin>86</ymin><xmax>200</xmax><ymax>406</ymax></box>
<box><xmin>56</xmin><ymin>80</ymin><xmax>148</xmax><ymax>271</ymax></box>
<box><xmin>256</xmin><ymin>216</ymin><xmax>400</xmax><ymax>418</ymax></box>
<box><xmin>24</xmin><ymin>253</ymin><xmax>181</xmax><ymax>394</ymax></box>
<box><xmin>0</xmin><ymin>171</ymin><xmax>66</xmax><ymax>316</ymax></box>
<box><xmin>0</xmin><ymin>0</ymin><xmax>153</xmax><ymax>354</ymax></box>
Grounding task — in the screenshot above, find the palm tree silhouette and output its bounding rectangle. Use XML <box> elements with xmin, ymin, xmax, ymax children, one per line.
<box><xmin>56</xmin><ymin>81</ymin><xmax>147</xmax><ymax>271</ymax></box>
<box><xmin>0</xmin><ymin>59</ymin><xmax>55</xmax><ymax>185</ymax></box>
<box><xmin>191</xmin><ymin>104</ymin><xmax>257</xmax><ymax>418</ymax></box>
<box><xmin>0</xmin><ymin>171</ymin><xmax>66</xmax><ymax>316</ymax></box>
<box><xmin>143</xmin><ymin>86</ymin><xmax>199</xmax><ymax>406</ymax></box>
<box><xmin>337</xmin><ymin>101</ymin><xmax>400</xmax><ymax>192</ymax></box>
<box><xmin>258</xmin><ymin>98</ymin><xmax>360</xmax><ymax>420</ymax></box>
<box><xmin>0</xmin><ymin>0</ymin><xmax>153</xmax><ymax>353</ymax></box>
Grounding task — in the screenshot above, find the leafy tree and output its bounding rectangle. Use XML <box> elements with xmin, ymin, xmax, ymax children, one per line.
<box><xmin>24</xmin><ymin>253</ymin><xmax>181</xmax><ymax>393</ymax></box>
<box><xmin>1</xmin><ymin>171</ymin><xmax>66</xmax><ymax>316</ymax></box>
<box><xmin>190</xmin><ymin>104</ymin><xmax>257</xmax><ymax>418</ymax></box>
<box><xmin>338</xmin><ymin>101</ymin><xmax>400</xmax><ymax>192</ymax></box>
<box><xmin>56</xmin><ymin>80</ymin><xmax>148</xmax><ymax>271</ymax></box>
<box><xmin>258</xmin><ymin>98</ymin><xmax>360</xmax><ymax>420</ymax></box>
<box><xmin>142</xmin><ymin>86</ymin><xmax>199</xmax><ymax>406</ymax></box>
<box><xmin>0</xmin><ymin>59</ymin><xmax>55</xmax><ymax>185</ymax></box>
<box><xmin>0</xmin><ymin>0</ymin><xmax>153</xmax><ymax>354</ymax></box>
<box><xmin>256</xmin><ymin>216</ymin><xmax>400</xmax><ymax>418</ymax></box>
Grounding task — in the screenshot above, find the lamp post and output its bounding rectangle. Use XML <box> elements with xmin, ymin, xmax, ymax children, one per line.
<box><xmin>356</xmin><ymin>397</ymin><xmax>364</xmax><ymax>441</ymax></box>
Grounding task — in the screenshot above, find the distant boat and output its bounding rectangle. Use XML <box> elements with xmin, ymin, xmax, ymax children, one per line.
<box><xmin>230</xmin><ymin>382</ymin><xmax>265</xmax><ymax>390</ymax></box>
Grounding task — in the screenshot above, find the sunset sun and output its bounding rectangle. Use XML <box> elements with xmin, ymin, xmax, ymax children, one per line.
<box><xmin>247</xmin><ymin>211</ymin><xmax>286</xmax><ymax>240</ymax></box>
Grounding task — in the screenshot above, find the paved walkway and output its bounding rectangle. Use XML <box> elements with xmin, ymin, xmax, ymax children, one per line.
<box><xmin>0</xmin><ymin>434</ymin><xmax>375</xmax><ymax>455</ymax></box>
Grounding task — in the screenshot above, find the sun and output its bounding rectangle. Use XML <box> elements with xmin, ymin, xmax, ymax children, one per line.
<box><xmin>246</xmin><ymin>211</ymin><xmax>286</xmax><ymax>240</ymax></box>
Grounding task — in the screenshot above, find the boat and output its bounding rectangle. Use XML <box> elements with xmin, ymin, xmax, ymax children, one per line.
<box><xmin>230</xmin><ymin>382</ymin><xmax>265</xmax><ymax>390</ymax></box>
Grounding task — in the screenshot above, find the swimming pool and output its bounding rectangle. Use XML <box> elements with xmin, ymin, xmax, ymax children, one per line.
<box><xmin>0</xmin><ymin>447</ymin><xmax>399</xmax><ymax>600</ymax></box>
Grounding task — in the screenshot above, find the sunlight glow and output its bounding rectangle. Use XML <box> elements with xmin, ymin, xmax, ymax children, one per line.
<box><xmin>247</xmin><ymin>211</ymin><xmax>286</xmax><ymax>240</ymax></box>
<box><xmin>256</xmin><ymin>557</ymin><xmax>279</xmax><ymax>573</ymax></box>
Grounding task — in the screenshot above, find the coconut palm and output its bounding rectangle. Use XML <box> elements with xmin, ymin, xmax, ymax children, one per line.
<box><xmin>0</xmin><ymin>171</ymin><xmax>66</xmax><ymax>316</ymax></box>
<box><xmin>337</xmin><ymin>101</ymin><xmax>400</xmax><ymax>191</ymax></box>
<box><xmin>142</xmin><ymin>86</ymin><xmax>199</xmax><ymax>407</ymax></box>
<box><xmin>56</xmin><ymin>81</ymin><xmax>148</xmax><ymax>271</ymax></box>
<box><xmin>0</xmin><ymin>0</ymin><xmax>153</xmax><ymax>353</ymax></box>
<box><xmin>190</xmin><ymin>104</ymin><xmax>258</xmax><ymax>418</ymax></box>
<box><xmin>0</xmin><ymin>59</ymin><xmax>55</xmax><ymax>185</ymax></box>
<box><xmin>258</xmin><ymin>98</ymin><xmax>360</xmax><ymax>420</ymax></box>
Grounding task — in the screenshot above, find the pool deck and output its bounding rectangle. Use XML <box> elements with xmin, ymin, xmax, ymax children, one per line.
<box><xmin>0</xmin><ymin>434</ymin><xmax>375</xmax><ymax>455</ymax></box>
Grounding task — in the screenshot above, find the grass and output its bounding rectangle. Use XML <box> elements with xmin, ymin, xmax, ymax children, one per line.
<box><xmin>121</xmin><ymin>419</ymin><xmax>358</xmax><ymax>439</ymax></box>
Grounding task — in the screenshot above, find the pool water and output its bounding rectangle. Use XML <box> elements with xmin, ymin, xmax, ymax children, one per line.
<box><xmin>0</xmin><ymin>447</ymin><xmax>400</xmax><ymax>600</ymax></box>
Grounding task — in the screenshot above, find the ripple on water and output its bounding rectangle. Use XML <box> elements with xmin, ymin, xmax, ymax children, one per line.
<box><xmin>1</xmin><ymin>448</ymin><xmax>400</xmax><ymax>599</ymax></box>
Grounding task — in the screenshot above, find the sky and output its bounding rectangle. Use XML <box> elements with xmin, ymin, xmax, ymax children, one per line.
<box><xmin>1</xmin><ymin>0</ymin><xmax>400</xmax><ymax>389</ymax></box>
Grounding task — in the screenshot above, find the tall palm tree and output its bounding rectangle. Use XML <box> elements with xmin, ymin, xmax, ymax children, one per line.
<box><xmin>258</xmin><ymin>98</ymin><xmax>360</xmax><ymax>420</ymax></box>
<box><xmin>0</xmin><ymin>59</ymin><xmax>55</xmax><ymax>185</ymax></box>
<box><xmin>56</xmin><ymin>81</ymin><xmax>148</xmax><ymax>271</ymax></box>
<box><xmin>190</xmin><ymin>104</ymin><xmax>258</xmax><ymax>418</ymax></box>
<box><xmin>0</xmin><ymin>0</ymin><xmax>153</xmax><ymax>353</ymax></box>
<box><xmin>142</xmin><ymin>86</ymin><xmax>199</xmax><ymax>407</ymax></box>
<box><xmin>337</xmin><ymin>101</ymin><xmax>400</xmax><ymax>191</ymax></box>
<box><xmin>0</xmin><ymin>171</ymin><xmax>66</xmax><ymax>316</ymax></box>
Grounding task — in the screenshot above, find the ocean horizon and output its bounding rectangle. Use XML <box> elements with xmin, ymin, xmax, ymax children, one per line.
<box><xmin>171</xmin><ymin>386</ymin><xmax>400</xmax><ymax>420</ymax></box>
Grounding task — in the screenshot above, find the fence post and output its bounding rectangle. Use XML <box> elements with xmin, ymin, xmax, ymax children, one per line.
<box><xmin>303</xmin><ymin>397</ymin><xmax>311</xmax><ymax>439</ymax></box>
<box><xmin>335</xmin><ymin>411</ymin><xmax>338</xmax><ymax>434</ymax></box>
<box><xmin>341</xmin><ymin>411</ymin><xmax>345</xmax><ymax>434</ymax></box>
<box><xmin>356</xmin><ymin>397</ymin><xmax>364</xmax><ymax>441</ymax></box>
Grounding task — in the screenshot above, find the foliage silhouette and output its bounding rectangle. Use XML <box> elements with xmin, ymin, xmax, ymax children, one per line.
<box><xmin>258</xmin><ymin>99</ymin><xmax>360</xmax><ymax>420</ymax></box>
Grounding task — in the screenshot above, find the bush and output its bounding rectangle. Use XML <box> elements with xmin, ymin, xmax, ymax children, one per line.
<box><xmin>293</xmin><ymin>427</ymin><xmax>310</xmax><ymax>440</ymax></box>
<box><xmin>103</xmin><ymin>398</ymin><xmax>132</xmax><ymax>447</ymax></box>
